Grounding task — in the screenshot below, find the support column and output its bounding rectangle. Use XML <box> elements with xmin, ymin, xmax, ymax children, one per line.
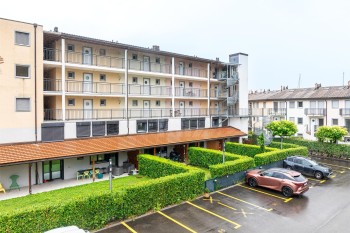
<box><xmin>124</xmin><ymin>50</ymin><xmax>129</xmax><ymax>133</ymax></box>
<box><xmin>172</xmin><ymin>57</ymin><xmax>175</xmax><ymax>116</ymax></box>
<box><xmin>28</xmin><ymin>163</ymin><xmax>32</xmax><ymax>194</ymax></box>
<box><xmin>61</xmin><ymin>39</ymin><xmax>66</xmax><ymax>121</ymax></box>
<box><xmin>207</xmin><ymin>63</ymin><xmax>210</xmax><ymax>115</ymax></box>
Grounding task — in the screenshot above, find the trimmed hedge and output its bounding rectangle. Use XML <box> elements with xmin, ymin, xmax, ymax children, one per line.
<box><xmin>275</xmin><ymin>137</ymin><xmax>350</xmax><ymax>158</ymax></box>
<box><xmin>225</xmin><ymin>142</ymin><xmax>277</xmax><ymax>157</ymax></box>
<box><xmin>254</xmin><ymin>146</ymin><xmax>308</xmax><ymax>166</ymax></box>
<box><xmin>268</xmin><ymin>141</ymin><xmax>301</xmax><ymax>149</ymax></box>
<box><xmin>188</xmin><ymin>147</ymin><xmax>243</xmax><ymax>168</ymax></box>
<box><xmin>0</xmin><ymin>154</ymin><xmax>205</xmax><ymax>233</ymax></box>
<box><xmin>209</xmin><ymin>157</ymin><xmax>255</xmax><ymax>178</ymax></box>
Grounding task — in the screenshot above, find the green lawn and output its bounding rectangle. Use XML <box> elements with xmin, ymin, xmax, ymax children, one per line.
<box><xmin>186</xmin><ymin>164</ymin><xmax>211</xmax><ymax>180</ymax></box>
<box><xmin>0</xmin><ymin>175</ymin><xmax>151</xmax><ymax>215</ymax></box>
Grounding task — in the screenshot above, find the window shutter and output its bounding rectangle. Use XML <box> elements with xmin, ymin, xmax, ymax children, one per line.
<box><xmin>15</xmin><ymin>32</ymin><xmax>29</xmax><ymax>46</ymax></box>
<box><xmin>16</xmin><ymin>98</ymin><xmax>30</xmax><ymax>112</ymax></box>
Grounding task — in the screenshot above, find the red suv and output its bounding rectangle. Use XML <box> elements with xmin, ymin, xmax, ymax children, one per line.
<box><xmin>245</xmin><ymin>168</ymin><xmax>309</xmax><ymax>197</ymax></box>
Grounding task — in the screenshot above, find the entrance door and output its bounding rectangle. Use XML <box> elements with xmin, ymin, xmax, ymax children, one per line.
<box><xmin>143</xmin><ymin>100</ymin><xmax>150</xmax><ymax>118</ymax></box>
<box><xmin>179</xmin><ymin>81</ymin><xmax>185</xmax><ymax>96</ymax></box>
<box><xmin>43</xmin><ymin>160</ymin><xmax>63</xmax><ymax>181</ymax></box>
<box><xmin>83</xmin><ymin>73</ymin><xmax>93</xmax><ymax>93</ymax></box>
<box><xmin>82</xmin><ymin>47</ymin><xmax>92</xmax><ymax>65</ymax></box>
<box><xmin>179</xmin><ymin>62</ymin><xmax>184</xmax><ymax>75</ymax></box>
<box><xmin>143</xmin><ymin>78</ymin><xmax>150</xmax><ymax>95</ymax></box>
<box><xmin>83</xmin><ymin>99</ymin><xmax>93</xmax><ymax>119</ymax></box>
<box><xmin>319</xmin><ymin>118</ymin><xmax>324</xmax><ymax>127</ymax></box>
<box><xmin>179</xmin><ymin>101</ymin><xmax>185</xmax><ymax>116</ymax></box>
<box><xmin>143</xmin><ymin>56</ymin><xmax>150</xmax><ymax>72</ymax></box>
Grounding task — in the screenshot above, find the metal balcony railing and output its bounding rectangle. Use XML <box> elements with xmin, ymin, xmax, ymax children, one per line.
<box><xmin>44</xmin><ymin>79</ymin><xmax>62</xmax><ymax>91</ymax></box>
<box><xmin>174</xmin><ymin>66</ymin><xmax>207</xmax><ymax>78</ymax></box>
<box><xmin>129</xmin><ymin>84</ymin><xmax>172</xmax><ymax>96</ymax></box>
<box><xmin>65</xmin><ymin>109</ymin><xmax>126</xmax><ymax>120</ymax></box>
<box><xmin>129</xmin><ymin>108</ymin><xmax>172</xmax><ymax>118</ymax></box>
<box><xmin>304</xmin><ymin>108</ymin><xmax>326</xmax><ymax>116</ymax></box>
<box><xmin>340</xmin><ymin>108</ymin><xmax>350</xmax><ymax>116</ymax></box>
<box><xmin>43</xmin><ymin>48</ymin><xmax>61</xmax><ymax>62</ymax></box>
<box><xmin>268</xmin><ymin>108</ymin><xmax>287</xmax><ymax>116</ymax></box>
<box><xmin>66</xmin><ymin>81</ymin><xmax>125</xmax><ymax>94</ymax></box>
<box><xmin>174</xmin><ymin>87</ymin><xmax>208</xmax><ymax>98</ymax></box>
<box><xmin>44</xmin><ymin>109</ymin><xmax>63</xmax><ymax>121</ymax></box>
<box><xmin>128</xmin><ymin>59</ymin><xmax>171</xmax><ymax>74</ymax></box>
<box><xmin>210</xmin><ymin>89</ymin><xmax>227</xmax><ymax>98</ymax></box>
<box><xmin>66</xmin><ymin>50</ymin><xmax>125</xmax><ymax>69</ymax></box>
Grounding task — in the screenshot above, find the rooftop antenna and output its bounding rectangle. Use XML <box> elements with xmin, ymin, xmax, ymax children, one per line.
<box><xmin>298</xmin><ymin>74</ymin><xmax>301</xmax><ymax>88</ymax></box>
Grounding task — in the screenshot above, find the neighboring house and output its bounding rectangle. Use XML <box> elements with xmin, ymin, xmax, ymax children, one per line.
<box><xmin>0</xmin><ymin>17</ymin><xmax>249</xmax><ymax>192</ymax></box>
<box><xmin>249</xmin><ymin>83</ymin><xmax>350</xmax><ymax>141</ymax></box>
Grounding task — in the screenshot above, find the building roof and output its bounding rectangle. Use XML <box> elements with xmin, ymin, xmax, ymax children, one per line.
<box><xmin>44</xmin><ymin>31</ymin><xmax>241</xmax><ymax>64</ymax></box>
<box><xmin>249</xmin><ymin>85</ymin><xmax>350</xmax><ymax>101</ymax></box>
<box><xmin>0</xmin><ymin>127</ymin><xmax>246</xmax><ymax>166</ymax></box>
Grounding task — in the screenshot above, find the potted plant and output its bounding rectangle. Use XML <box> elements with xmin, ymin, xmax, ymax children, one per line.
<box><xmin>203</xmin><ymin>188</ymin><xmax>210</xmax><ymax>198</ymax></box>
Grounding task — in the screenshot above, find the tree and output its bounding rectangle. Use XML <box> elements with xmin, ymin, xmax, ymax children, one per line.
<box><xmin>315</xmin><ymin>126</ymin><xmax>348</xmax><ymax>143</ymax></box>
<box><xmin>265</xmin><ymin>120</ymin><xmax>297</xmax><ymax>149</ymax></box>
<box><xmin>257</xmin><ymin>133</ymin><xmax>265</xmax><ymax>152</ymax></box>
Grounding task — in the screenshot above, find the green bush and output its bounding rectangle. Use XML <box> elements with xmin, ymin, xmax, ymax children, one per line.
<box><xmin>268</xmin><ymin>141</ymin><xmax>301</xmax><ymax>149</ymax></box>
<box><xmin>209</xmin><ymin>157</ymin><xmax>255</xmax><ymax>178</ymax></box>
<box><xmin>254</xmin><ymin>146</ymin><xmax>308</xmax><ymax>166</ymax></box>
<box><xmin>0</xmin><ymin>154</ymin><xmax>205</xmax><ymax>233</ymax></box>
<box><xmin>275</xmin><ymin>137</ymin><xmax>350</xmax><ymax>158</ymax></box>
<box><xmin>188</xmin><ymin>147</ymin><xmax>243</xmax><ymax>168</ymax></box>
<box><xmin>225</xmin><ymin>142</ymin><xmax>277</xmax><ymax>157</ymax></box>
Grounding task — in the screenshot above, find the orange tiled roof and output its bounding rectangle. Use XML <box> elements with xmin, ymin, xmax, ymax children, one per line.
<box><xmin>0</xmin><ymin>127</ymin><xmax>246</xmax><ymax>166</ymax></box>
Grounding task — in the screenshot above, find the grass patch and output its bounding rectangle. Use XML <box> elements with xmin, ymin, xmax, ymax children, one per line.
<box><xmin>186</xmin><ymin>164</ymin><xmax>211</xmax><ymax>180</ymax></box>
<box><xmin>0</xmin><ymin>175</ymin><xmax>151</xmax><ymax>215</ymax></box>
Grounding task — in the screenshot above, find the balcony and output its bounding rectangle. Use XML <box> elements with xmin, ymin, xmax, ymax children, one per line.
<box><xmin>44</xmin><ymin>109</ymin><xmax>125</xmax><ymax>121</ymax></box>
<box><xmin>44</xmin><ymin>48</ymin><xmax>61</xmax><ymax>62</ymax></box>
<box><xmin>129</xmin><ymin>84</ymin><xmax>172</xmax><ymax>96</ymax></box>
<box><xmin>128</xmin><ymin>59</ymin><xmax>171</xmax><ymax>74</ymax></box>
<box><xmin>44</xmin><ymin>79</ymin><xmax>125</xmax><ymax>95</ymax></box>
<box><xmin>210</xmin><ymin>89</ymin><xmax>227</xmax><ymax>98</ymax></box>
<box><xmin>340</xmin><ymin>108</ymin><xmax>350</xmax><ymax>116</ymax></box>
<box><xmin>174</xmin><ymin>66</ymin><xmax>207</xmax><ymax>78</ymax></box>
<box><xmin>174</xmin><ymin>87</ymin><xmax>207</xmax><ymax>98</ymax></box>
<box><xmin>268</xmin><ymin>108</ymin><xmax>287</xmax><ymax>116</ymax></box>
<box><xmin>304</xmin><ymin>108</ymin><xmax>326</xmax><ymax>116</ymax></box>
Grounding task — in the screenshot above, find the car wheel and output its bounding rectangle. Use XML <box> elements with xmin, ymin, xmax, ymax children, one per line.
<box><xmin>286</xmin><ymin>166</ymin><xmax>292</xmax><ymax>170</ymax></box>
<box><xmin>315</xmin><ymin>171</ymin><xmax>323</xmax><ymax>180</ymax></box>
<box><xmin>282</xmin><ymin>186</ymin><xmax>293</xmax><ymax>197</ymax></box>
<box><xmin>248</xmin><ymin>178</ymin><xmax>257</xmax><ymax>187</ymax></box>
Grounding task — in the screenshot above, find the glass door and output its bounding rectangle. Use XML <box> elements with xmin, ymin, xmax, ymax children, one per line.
<box><xmin>43</xmin><ymin>160</ymin><xmax>63</xmax><ymax>181</ymax></box>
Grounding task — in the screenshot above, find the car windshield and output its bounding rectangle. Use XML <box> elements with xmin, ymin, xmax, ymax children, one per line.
<box><xmin>308</xmin><ymin>160</ymin><xmax>318</xmax><ymax>166</ymax></box>
<box><xmin>293</xmin><ymin>174</ymin><xmax>307</xmax><ymax>182</ymax></box>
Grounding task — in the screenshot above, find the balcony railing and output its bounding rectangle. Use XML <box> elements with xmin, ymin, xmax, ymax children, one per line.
<box><xmin>174</xmin><ymin>87</ymin><xmax>207</xmax><ymax>98</ymax></box>
<box><xmin>340</xmin><ymin>108</ymin><xmax>350</xmax><ymax>116</ymax></box>
<box><xmin>210</xmin><ymin>89</ymin><xmax>227</xmax><ymax>98</ymax></box>
<box><xmin>44</xmin><ymin>79</ymin><xmax>62</xmax><ymax>91</ymax></box>
<box><xmin>175</xmin><ymin>66</ymin><xmax>207</xmax><ymax>78</ymax></box>
<box><xmin>128</xmin><ymin>59</ymin><xmax>171</xmax><ymax>74</ymax></box>
<box><xmin>44</xmin><ymin>48</ymin><xmax>61</xmax><ymax>62</ymax></box>
<box><xmin>129</xmin><ymin>108</ymin><xmax>172</xmax><ymax>118</ymax></box>
<box><xmin>304</xmin><ymin>108</ymin><xmax>326</xmax><ymax>116</ymax></box>
<box><xmin>129</xmin><ymin>84</ymin><xmax>172</xmax><ymax>96</ymax></box>
<box><xmin>44</xmin><ymin>109</ymin><xmax>126</xmax><ymax>121</ymax></box>
<box><xmin>44</xmin><ymin>109</ymin><xmax>63</xmax><ymax>121</ymax></box>
<box><xmin>66</xmin><ymin>50</ymin><xmax>125</xmax><ymax>69</ymax></box>
<box><xmin>268</xmin><ymin>108</ymin><xmax>287</xmax><ymax>116</ymax></box>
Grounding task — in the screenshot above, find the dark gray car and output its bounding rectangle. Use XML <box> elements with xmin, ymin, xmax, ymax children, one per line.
<box><xmin>283</xmin><ymin>156</ymin><xmax>332</xmax><ymax>179</ymax></box>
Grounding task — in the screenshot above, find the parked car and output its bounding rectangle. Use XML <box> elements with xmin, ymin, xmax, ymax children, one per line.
<box><xmin>245</xmin><ymin>168</ymin><xmax>309</xmax><ymax>197</ymax></box>
<box><xmin>44</xmin><ymin>226</ymin><xmax>89</xmax><ymax>233</ymax></box>
<box><xmin>283</xmin><ymin>156</ymin><xmax>332</xmax><ymax>179</ymax></box>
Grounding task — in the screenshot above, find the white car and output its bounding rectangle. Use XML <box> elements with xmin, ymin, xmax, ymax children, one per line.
<box><xmin>44</xmin><ymin>226</ymin><xmax>89</xmax><ymax>233</ymax></box>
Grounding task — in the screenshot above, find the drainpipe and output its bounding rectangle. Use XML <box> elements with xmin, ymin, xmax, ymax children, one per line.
<box><xmin>34</xmin><ymin>23</ymin><xmax>38</xmax><ymax>142</ymax></box>
<box><xmin>125</xmin><ymin>50</ymin><xmax>129</xmax><ymax>134</ymax></box>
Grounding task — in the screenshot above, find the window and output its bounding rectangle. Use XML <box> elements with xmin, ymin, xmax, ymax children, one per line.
<box><xmin>297</xmin><ymin>117</ymin><xmax>303</xmax><ymax>124</ymax></box>
<box><xmin>298</xmin><ymin>101</ymin><xmax>303</xmax><ymax>108</ymax></box>
<box><xmin>67</xmin><ymin>71</ymin><xmax>75</xmax><ymax>79</ymax></box>
<box><xmin>189</xmin><ymin>82</ymin><xmax>193</xmax><ymax>87</ymax></box>
<box><xmin>189</xmin><ymin>101</ymin><xmax>193</xmax><ymax>107</ymax></box>
<box><xmin>189</xmin><ymin>63</ymin><xmax>192</xmax><ymax>68</ymax></box>
<box><xmin>16</xmin><ymin>98</ymin><xmax>30</xmax><ymax>112</ymax></box>
<box><xmin>159</xmin><ymin>119</ymin><xmax>168</xmax><ymax>131</ymax></box>
<box><xmin>41</xmin><ymin>123</ymin><xmax>64</xmax><ymax>142</ymax></box>
<box><xmin>99</xmin><ymin>49</ymin><xmax>106</xmax><ymax>56</ymax></box>
<box><xmin>132</xmin><ymin>100</ymin><xmax>138</xmax><ymax>106</ymax></box>
<box><xmin>67</xmin><ymin>44</ymin><xmax>75</xmax><ymax>52</ymax></box>
<box><xmin>148</xmin><ymin>120</ymin><xmax>158</xmax><ymax>132</ymax></box>
<box><xmin>181</xmin><ymin>118</ymin><xmax>190</xmax><ymax>130</ymax></box>
<box><xmin>107</xmin><ymin>121</ymin><xmax>119</xmax><ymax>135</ymax></box>
<box><xmin>92</xmin><ymin>121</ymin><xmax>106</xmax><ymax>136</ymax></box>
<box><xmin>15</xmin><ymin>31</ymin><xmax>30</xmax><ymax>46</ymax></box>
<box><xmin>155</xmin><ymin>100</ymin><xmax>160</xmax><ymax>106</ymax></box>
<box><xmin>15</xmin><ymin>65</ymin><xmax>30</xmax><ymax>78</ymax></box>
<box><xmin>289</xmin><ymin>101</ymin><xmax>295</xmax><ymax>108</ymax></box>
<box><xmin>132</xmin><ymin>54</ymin><xmax>138</xmax><ymax>60</ymax></box>
<box><xmin>100</xmin><ymin>99</ymin><xmax>106</xmax><ymax>106</ymax></box>
<box><xmin>332</xmin><ymin>100</ymin><xmax>339</xmax><ymax>109</ymax></box>
<box><xmin>198</xmin><ymin>118</ymin><xmax>205</xmax><ymax>128</ymax></box>
<box><xmin>90</xmin><ymin>154</ymin><xmax>105</xmax><ymax>164</ymax></box>
<box><xmin>132</xmin><ymin>77</ymin><xmax>138</xmax><ymax>84</ymax></box>
<box><xmin>155</xmin><ymin>79</ymin><xmax>160</xmax><ymax>85</ymax></box>
<box><xmin>68</xmin><ymin>99</ymin><xmax>75</xmax><ymax>106</ymax></box>
<box><xmin>137</xmin><ymin>121</ymin><xmax>147</xmax><ymax>132</ymax></box>
<box><xmin>190</xmin><ymin>119</ymin><xmax>197</xmax><ymax>129</ymax></box>
<box><xmin>100</xmin><ymin>74</ymin><xmax>106</xmax><ymax>82</ymax></box>
<box><xmin>263</xmin><ymin>102</ymin><xmax>266</xmax><ymax>108</ymax></box>
<box><xmin>289</xmin><ymin>117</ymin><xmax>295</xmax><ymax>123</ymax></box>
<box><xmin>76</xmin><ymin>122</ymin><xmax>90</xmax><ymax>138</ymax></box>
<box><xmin>155</xmin><ymin>57</ymin><xmax>160</xmax><ymax>63</ymax></box>
<box><xmin>332</xmin><ymin>118</ymin><xmax>339</xmax><ymax>126</ymax></box>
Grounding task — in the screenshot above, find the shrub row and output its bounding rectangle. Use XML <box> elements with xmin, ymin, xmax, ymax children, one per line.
<box><xmin>225</xmin><ymin>142</ymin><xmax>277</xmax><ymax>157</ymax></box>
<box><xmin>0</xmin><ymin>154</ymin><xmax>205</xmax><ymax>233</ymax></box>
<box><xmin>254</xmin><ymin>146</ymin><xmax>308</xmax><ymax>166</ymax></box>
<box><xmin>274</xmin><ymin>137</ymin><xmax>350</xmax><ymax>158</ymax></box>
<box><xmin>188</xmin><ymin>147</ymin><xmax>243</xmax><ymax>168</ymax></box>
<box><xmin>209</xmin><ymin>157</ymin><xmax>255</xmax><ymax>178</ymax></box>
<box><xmin>268</xmin><ymin>141</ymin><xmax>301</xmax><ymax>149</ymax></box>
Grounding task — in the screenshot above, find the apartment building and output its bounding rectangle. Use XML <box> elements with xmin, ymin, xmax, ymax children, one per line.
<box><xmin>0</xmin><ymin>17</ymin><xmax>248</xmax><ymax>192</ymax></box>
<box><xmin>249</xmin><ymin>83</ymin><xmax>350</xmax><ymax>141</ymax></box>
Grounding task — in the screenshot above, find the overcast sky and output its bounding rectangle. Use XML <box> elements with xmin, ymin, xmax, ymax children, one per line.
<box><xmin>1</xmin><ymin>0</ymin><xmax>350</xmax><ymax>91</ymax></box>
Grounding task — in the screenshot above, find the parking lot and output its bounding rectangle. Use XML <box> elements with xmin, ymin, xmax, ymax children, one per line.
<box><xmin>97</xmin><ymin>157</ymin><xmax>350</xmax><ymax>233</ymax></box>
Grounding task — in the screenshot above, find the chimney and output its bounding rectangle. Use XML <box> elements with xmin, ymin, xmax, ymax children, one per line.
<box><xmin>216</xmin><ymin>57</ymin><xmax>220</xmax><ymax>61</ymax></box>
<box><xmin>152</xmin><ymin>45</ymin><xmax>160</xmax><ymax>51</ymax></box>
<box><xmin>314</xmin><ymin>83</ymin><xmax>321</xmax><ymax>90</ymax></box>
<box><xmin>54</xmin><ymin>27</ymin><xmax>58</xmax><ymax>32</ymax></box>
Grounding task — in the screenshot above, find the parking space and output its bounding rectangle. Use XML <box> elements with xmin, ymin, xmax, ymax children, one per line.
<box><xmin>97</xmin><ymin>157</ymin><xmax>350</xmax><ymax>233</ymax></box>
